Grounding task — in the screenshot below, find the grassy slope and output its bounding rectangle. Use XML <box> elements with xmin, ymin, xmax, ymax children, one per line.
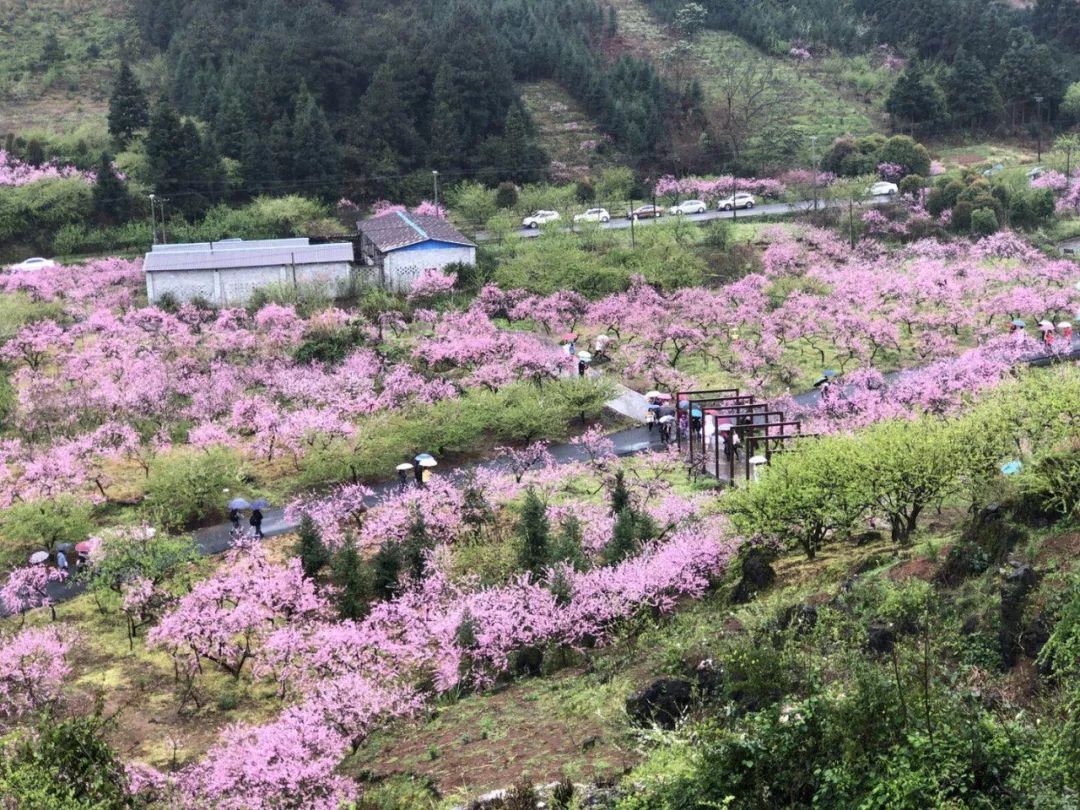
<box><xmin>0</xmin><ymin>0</ymin><xmax>146</xmax><ymax>135</ymax></box>
<box><xmin>602</xmin><ymin>0</ymin><xmax>883</xmax><ymax>143</ymax></box>
<box><xmin>518</xmin><ymin>80</ymin><xmax>624</xmax><ymax>173</ymax></box>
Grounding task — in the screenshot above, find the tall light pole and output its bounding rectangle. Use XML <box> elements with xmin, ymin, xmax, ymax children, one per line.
<box><xmin>432</xmin><ymin>170</ymin><xmax>440</xmax><ymax>208</ymax></box>
<box><xmin>159</xmin><ymin>198</ymin><xmax>169</xmax><ymax>244</ymax></box>
<box><xmin>148</xmin><ymin>194</ymin><xmax>158</xmax><ymax>245</ymax></box>
<box><xmin>810</xmin><ymin>135</ymin><xmax>819</xmax><ymax>212</ymax></box>
<box><xmin>1035</xmin><ymin>95</ymin><xmax>1044</xmax><ymax>162</ymax></box>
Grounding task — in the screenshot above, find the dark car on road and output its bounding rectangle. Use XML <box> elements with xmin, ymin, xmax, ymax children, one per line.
<box><xmin>629</xmin><ymin>204</ymin><xmax>664</xmax><ymax>220</ymax></box>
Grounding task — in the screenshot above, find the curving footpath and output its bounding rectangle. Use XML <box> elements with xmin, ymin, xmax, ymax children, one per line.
<box><xmin>12</xmin><ymin>336</ymin><xmax>1080</xmax><ymax>615</ymax></box>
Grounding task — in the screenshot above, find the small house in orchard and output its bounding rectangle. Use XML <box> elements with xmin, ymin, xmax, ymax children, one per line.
<box><xmin>356</xmin><ymin>211</ymin><xmax>476</xmax><ymax>293</ymax></box>
<box><xmin>143</xmin><ymin>238</ymin><xmax>354</xmax><ymax>306</ymax></box>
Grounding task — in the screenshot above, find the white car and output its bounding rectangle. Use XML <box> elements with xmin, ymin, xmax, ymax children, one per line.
<box><xmin>869</xmin><ymin>181</ymin><xmax>899</xmax><ymax>196</ymax></box>
<box><xmin>7</xmin><ymin>257</ymin><xmax>57</xmax><ymax>272</ymax></box>
<box><xmin>668</xmin><ymin>199</ymin><xmax>708</xmax><ymax>216</ymax></box>
<box><xmin>573</xmin><ymin>207</ymin><xmax>611</xmax><ymax>224</ymax></box>
<box><xmin>522</xmin><ymin>210</ymin><xmax>561</xmax><ymax>229</ymax></box>
<box><xmin>717</xmin><ymin>193</ymin><xmax>755</xmax><ymax>211</ymax></box>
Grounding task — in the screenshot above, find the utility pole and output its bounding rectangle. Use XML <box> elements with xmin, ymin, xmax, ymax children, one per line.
<box><xmin>148</xmin><ymin>194</ymin><xmax>158</xmax><ymax>245</ymax></box>
<box><xmin>731</xmin><ymin>172</ymin><xmax>737</xmax><ymax>222</ymax></box>
<box><xmin>810</xmin><ymin>135</ymin><xmax>819</xmax><ymax>212</ymax></box>
<box><xmin>432</xmin><ymin>170</ymin><xmax>440</xmax><ymax>208</ymax></box>
<box><xmin>1035</xmin><ymin>95</ymin><xmax>1044</xmax><ymax>162</ymax></box>
<box><xmin>629</xmin><ymin>198</ymin><xmax>636</xmax><ymax>248</ymax></box>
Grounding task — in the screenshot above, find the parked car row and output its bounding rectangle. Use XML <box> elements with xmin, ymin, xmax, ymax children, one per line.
<box><xmin>522</xmin><ymin>195</ymin><xmax>760</xmax><ymax>228</ymax></box>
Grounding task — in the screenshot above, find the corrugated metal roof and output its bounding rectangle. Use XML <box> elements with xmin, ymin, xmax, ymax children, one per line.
<box><xmin>144</xmin><ymin>238</ymin><xmax>354</xmax><ymax>273</ymax></box>
<box><xmin>357</xmin><ymin>212</ymin><xmax>476</xmax><ymax>253</ymax></box>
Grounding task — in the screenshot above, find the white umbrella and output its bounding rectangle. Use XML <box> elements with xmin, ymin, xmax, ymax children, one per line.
<box><xmin>749</xmin><ymin>455</ymin><xmax>768</xmax><ymax>465</ymax></box>
<box><xmin>576</xmin><ymin>351</ymin><xmax>593</xmax><ymax>362</ymax></box>
<box><xmin>1058</xmin><ymin>322</ymin><xmax>1072</xmax><ymax>330</ymax></box>
<box><xmin>644</xmin><ymin>390</ymin><xmax>662</xmax><ymax>399</ymax></box>
<box><xmin>1039</xmin><ymin>320</ymin><xmax>1055</xmax><ymax>331</ymax></box>
<box><xmin>29</xmin><ymin>551</ymin><xmax>49</xmax><ymax>564</ymax></box>
<box><xmin>418</xmin><ymin>458</ymin><xmax>438</xmax><ymax>468</ymax></box>
<box><xmin>396</xmin><ymin>463</ymin><xmax>414</xmax><ymax>471</ymax></box>
<box><xmin>718</xmin><ymin>423</ymin><xmax>733</xmax><ymax>432</ymax></box>
<box><xmin>659</xmin><ymin>414</ymin><xmax>675</xmax><ymax>424</ymax></box>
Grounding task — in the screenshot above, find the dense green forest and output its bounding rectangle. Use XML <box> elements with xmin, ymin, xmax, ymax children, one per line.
<box><xmin>644</xmin><ymin>0</ymin><xmax>1079</xmax><ymax>133</ymax></box>
<box><xmin>130</xmin><ymin>0</ymin><xmax>685</xmax><ymax>204</ymax></box>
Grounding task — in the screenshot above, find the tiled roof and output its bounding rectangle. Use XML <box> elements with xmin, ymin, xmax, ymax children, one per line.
<box><xmin>144</xmin><ymin>238</ymin><xmax>353</xmax><ymax>273</ymax></box>
<box><xmin>357</xmin><ymin>211</ymin><xmax>476</xmax><ymax>252</ymax></box>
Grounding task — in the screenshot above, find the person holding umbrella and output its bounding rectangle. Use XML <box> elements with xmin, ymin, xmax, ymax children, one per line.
<box><xmin>414</xmin><ymin>454</ymin><xmax>437</xmax><ymax>487</ymax></box>
<box><xmin>1039</xmin><ymin>320</ymin><xmax>1055</xmax><ymax>348</ymax></box>
<box><xmin>396</xmin><ymin>463</ymin><xmax>412</xmax><ymax>493</ymax></box>
<box><xmin>249</xmin><ymin>498</ymin><xmax>269</xmax><ymax>539</ymax></box>
<box><xmin>55</xmin><ymin>547</ymin><xmax>69</xmax><ymax>574</ymax></box>
<box><xmin>658</xmin><ymin>414</ymin><xmax>674</xmax><ymax>444</ymax></box>
<box><xmin>227</xmin><ymin>497</ymin><xmax>250</xmax><ymax>531</ymax></box>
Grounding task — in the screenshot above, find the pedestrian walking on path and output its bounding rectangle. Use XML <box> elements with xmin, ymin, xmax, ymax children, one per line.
<box><xmin>55</xmin><ymin>548</ymin><xmax>69</xmax><ymax>574</ymax></box>
<box><xmin>229</xmin><ymin>508</ymin><xmax>241</xmax><ymax>531</ymax></box>
<box><xmin>250</xmin><ymin>508</ymin><xmax>264</xmax><ymax>539</ymax></box>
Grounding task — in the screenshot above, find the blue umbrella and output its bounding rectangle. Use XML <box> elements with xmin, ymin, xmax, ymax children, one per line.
<box><xmin>647</xmin><ymin>403</ymin><xmax>661</xmax><ymax>411</ymax></box>
<box><xmin>1000</xmin><ymin>460</ymin><xmax>1023</xmax><ymax>476</ymax></box>
<box><xmin>414</xmin><ymin>453</ymin><xmax>435</xmax><ymax>463</ymax></box>
<box><xmin>678</xmin><ymin>400</ymin><xmax>690</xmax><ymax>410</ymax></box>
<box><xmin>1011</xmin><ymin>319</ymin><xmax>1026</xmax><ymax>329</ymax></box>
<box><xmin>228</xmin><ymin>498</ymin><xmax>251</xmax><ymax>510</ymax></box>
<box><xmin>691</xmin><ymin>408</ymin><xmax>703</xmax><ymax>418</ymax></box>
<box><xmin>250</xmin><ymin>498</ymin><xmax>270</xmax><ymax>510</ymax></box>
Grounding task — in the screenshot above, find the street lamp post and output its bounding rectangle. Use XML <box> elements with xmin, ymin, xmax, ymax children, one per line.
<box><xmin>731</xmin><ymin>172</ymin><xmax>737</xmax><ymax>222</ymax></box>
<box><xmin>810</xmin><ymin>135</ymin><xmax>819</xmax><ymax>212</ymax></box>
<box><xmin>1035</xmin><ymin>95</ymin><xmax>1044</xmax><ymax>162</ymax></box>
<box><xmin>148</xmin><ymin>194</ymin><xmax>157</xmax><ymax>245</ymax></box>
<box><xmin>432</xmin><ymin>170</ymin><xmax>440</xmax><ymax>208</ymax></box>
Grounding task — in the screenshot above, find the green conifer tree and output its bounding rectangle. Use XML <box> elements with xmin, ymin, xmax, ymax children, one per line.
<box><xmin>294</xmin><ymin>514</ymin><xmax>329</xmax><ymax>579</ymax></box>
<box><xmin>604</xmin><ymin>507</ymin><xmax>640</xmax><ymax>564</ymax></box>
<box><xmin>91</xmin><ymin>152</ymin><xmax>131</xmax><ymax>226</ymax></box>
<box><xmin>517</xmin><ymin>488</ymin><xmax>551</xmax><ymax>575</ymax></box>
<box><xmin>107</xmin><ymin>62</ymin><xmax>149</xmax><ymax>146</ymax></box>
<box><xmin>330</xmin><ymin>534</ymin><xmax>370</xmax><ymax>620</ymax></box>
<box><xmin>550</xmin><ymin>514</ymin><xmax>587</xmax><ymax>571</ymax></box>
<box><xmin>402</xmin><ymin>510</ymin><xmax>434</xmax><ymax>582</ymax></box>
<box><xmin>611</xmin><ymin>470</ymin><xmax>631</xmax><ymax>514</ymax></box>
<box><xmin>290</xmin><ymin>84</ymin><xmax>341</xmax><ymax>200</ymax></box>
<box><xmin>371</xmin><ymin>541</ymin><xmax>403</xmax><ymax>600</ymax></box>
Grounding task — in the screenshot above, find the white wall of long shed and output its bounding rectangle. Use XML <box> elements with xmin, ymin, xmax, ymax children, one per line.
<box><xmin>146</xmin><ymin>261</ymin><xmax>353</xmax><ymax>306</ymax></box>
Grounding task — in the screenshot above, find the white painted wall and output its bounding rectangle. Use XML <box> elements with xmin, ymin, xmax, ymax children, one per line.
<box><xmin>383</xmin><ymin>246</ymin><xmax>476</xmax><ymax>293</ymax></box>
<box><xmin>146</xmin><ymin>261</ymin><xmax>353</xmax><ymax>306</ymax></box>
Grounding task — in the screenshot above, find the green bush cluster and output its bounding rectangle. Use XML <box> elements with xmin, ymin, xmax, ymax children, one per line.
<box><xmin>298</xmin><ymin>379</ymin><xmax>612</xmax><ymax>490</ymax></box>
<box><xmin>143</xmin><ymin>446</ymin><xmax>248</xmax><ymax>531</ymax></box>
<box><xmin>619</xmin><ymin>574</ymin><xmax>1069</xmax><ymax>809</ymax></box>
<box><xmin>724</xmin><ymin>367</ymin><xmax>1080</xmax><ymax>558</ymax></box>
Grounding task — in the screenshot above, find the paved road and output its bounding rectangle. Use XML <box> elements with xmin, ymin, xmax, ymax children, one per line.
<box><xmin>476</xmin><ymin>194</ymin><xmax>895</xmax><ymax>241</ymax></box>
<box><xmin>14</xmin><ymin>338</ymin><xmax>1080</xmax><ymax>615</ymax></box>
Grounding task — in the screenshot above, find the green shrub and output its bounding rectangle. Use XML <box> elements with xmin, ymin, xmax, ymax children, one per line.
<box><xmin>0</xmin><ymin>496</ymin><xmax>94</xmax><ymax>566</ymax></box>
<box><xmin>292</xmin><ymin>325</ymin><xmax>361</xmax><ymax>365</ymax></box>
<box><xmin>970</xmin><ymin>207</ymin><xmax>999</xmax><ymax>236</ymax></box>
<box><xmin>495</xmin><ymin>181</ymin><xmax>519</xmax><ymax>209</ymax></box>
<box><xmin>898</xmin><ymin>174</ymin><xmax>925</xmax><ymax>196</ymax></box>
<box><xmin>143</xmin><ymin>447</ymin><xmax>247</xmax><ymax>531</ymax></box>
<box><xmin>1021</xmin><ymin>447</ymin><xmax>1080</xmax><ymax>524</ymax></box>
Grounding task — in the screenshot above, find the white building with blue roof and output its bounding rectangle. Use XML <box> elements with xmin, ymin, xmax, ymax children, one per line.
<box><xmin>356</xmin><ymin>211</ymin><xmax>476</xmax><ymax>292</ymax></box>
